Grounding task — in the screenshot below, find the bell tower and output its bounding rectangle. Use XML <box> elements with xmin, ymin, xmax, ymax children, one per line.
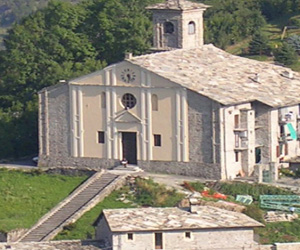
<box><xmin>147</xmin><ymin>0</ymin><xmax>210</xmax><ymax>51</ymax></box>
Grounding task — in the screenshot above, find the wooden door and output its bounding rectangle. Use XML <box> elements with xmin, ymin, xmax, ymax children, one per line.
<box><xmin>122</xmin><ymin>132</ymin><xmax>137</xmax><ymax>164</ymax></box>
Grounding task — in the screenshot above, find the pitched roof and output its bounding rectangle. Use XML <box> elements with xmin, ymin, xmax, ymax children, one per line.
<box><xmin>146</xmin><ymin>0</ymin><xmax>210</xmax><ymax>11</ymax></box>
<box><xmin>128</xmin><ymin>44</ymin><xmax>300</xmax><ymax>107</ymax></box>
<box><xmin>102</xmin><ymin>206</ymin><xmax>263</xmax><ymax>232</ymax></box>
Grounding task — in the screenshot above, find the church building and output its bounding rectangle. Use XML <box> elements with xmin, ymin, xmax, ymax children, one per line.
<box><xmin>38</xmin><ymin>0</ymin><xmax>300</xmax><ymax>180</ymax></box>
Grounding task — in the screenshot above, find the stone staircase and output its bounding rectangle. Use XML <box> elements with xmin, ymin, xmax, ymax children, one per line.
<box><xmin>17</xmin><ymin>170</ymin><xmax>126</xmax><ymax>242</ymax></box>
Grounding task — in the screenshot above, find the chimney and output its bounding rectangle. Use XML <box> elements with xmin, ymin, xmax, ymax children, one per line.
<box><xmin>253</xmin><ymin>73</ymin><xmax>260</xmax><ymax>83</ymax></box>
<box><xmin>125</xmin><ymin>52</ymin><xmax>133</xmax><ymax>59</ymax></box>
<box><xmin>177</xmin><ymin>0</ymin><xmax>183</xmax><ymax>7</ymax></box>
<box><xmin>282</xmin><ymin>70</ymin><xmax>294</xmax><ymax>79</ymax></box>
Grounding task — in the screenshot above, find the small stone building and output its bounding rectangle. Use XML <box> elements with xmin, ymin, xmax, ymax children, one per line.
<box><xmin>38</xmin><ymin>0</ymin><xmax>300</xmax><ymax>179</ymax></box>
<box><xmin>95</xmin><ymin>206</ymin><xmax>263</xmax><ymax>250</ymax></box>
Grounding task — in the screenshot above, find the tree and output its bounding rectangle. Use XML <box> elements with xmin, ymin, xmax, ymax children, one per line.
<box><xmin>0</xmin><ymin>0</ymin><xmax>158</xmax><ymax>159</ymax></box>
<box><xmin>248</xmin><ymin>31</ymin><xmax>270</xmax><ymax>55</ymax></box>
<box><xmin>274</xmin><ymin>42</ymin><xmax>298</xmax><ymax>65</ymax></box>
<box><xmin>202</xmin><ymin>0</ymin><xmax>266</xmax><ymax>48</ymax></box>
<box><xmin>84</xmin><ymin>0</ymin><xmax>158</xmax><ymax>64</ymax></box>
<box><xmin>286</xmin><ymin>35</ymin><xmax>300</xmax><ymax>54</ymax></box>
<box><xmin>0</xmin><ymin>0</ymin><xmax>105</xmax><ymax>158</ymax></box>
<box><xmin>0</xmin><ymin>0</ymin><xmax>105</xmax><ymax>108</ymax></box>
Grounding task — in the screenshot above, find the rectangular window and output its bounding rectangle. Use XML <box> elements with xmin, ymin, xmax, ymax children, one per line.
<box><xmin>185</xmin><ymin>232</ymin><xmax>191</xmax><ymax>239</ymax></box>
<box><xmin>234</xmin><ymin>114</ymin><xmax>239</xmax><ymax>129</ymax></box>
<box><xmin>235</xmin><ymin>151</ymin><xmax>239</xmax><ymax>162</ymax></box>
<box><xmin>285</xmin><ymin>143</ymin><xmax>289</xmax><ymax>155</ymax></box>
<box><xmin>276</xmin><ymin>145</ymin><xmax>280</xmax><ymax>158</ymax></box>
<box><xmin>154</xmin><ymin>134</ymin><xmax>161</xmax><ymax>147</ymax></box>
<box><xmin>280</xmin><ymin>125</ymin><xmax>285</xmax><ymax>136</ymax></box>
<box><xmin>155</xmin><ymin>233</ymin><xmax>163</xmax><ymax>249</ymax></box>
<box><xmin>98</xmin><ymin>131</ymin><xmax>105</xmax><ymax>144</ymax></box>
<box><xmin>235</xmin><ymin>133</ymin><xmax>239</xmax><ymax>148</ymax></box>
<box><xmin>127</xmin><ymin>233</ymin><xmax>133</xmax><ymax>241</ymax></box>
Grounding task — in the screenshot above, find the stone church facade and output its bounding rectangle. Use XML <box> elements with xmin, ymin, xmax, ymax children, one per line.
<box><xmin>39</xmin><ymin>0</ymin><xmax>300</xmax><ymax>180</ymax></box>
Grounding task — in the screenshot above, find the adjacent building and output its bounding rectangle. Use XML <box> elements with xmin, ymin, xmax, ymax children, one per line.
<box><xmin>95</xmin><ymin>206</ymin><xmax>263</xmax><ymax>250</ymax></box>
<box><xmin>38</xmin><ymin>0</ymin><xmax>300</xmax><ymax>179</ymax></box>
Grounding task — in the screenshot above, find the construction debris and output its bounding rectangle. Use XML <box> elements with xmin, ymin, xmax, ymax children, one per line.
<box><xmin>264</xmin><ymin>211</ymin><xmax>298</xmax><ymax>222</ymax></box>
<box><xmin>236</xmin><ymin>195</ymin><xmax>253</xmax><ymax>205</ymax></box>
<box><xmin>260</xmin><ymin>195</ymin><xmax>300</xmax><ymax>213</ymax></box>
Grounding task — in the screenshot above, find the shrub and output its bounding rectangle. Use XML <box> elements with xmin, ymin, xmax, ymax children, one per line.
<box><xmin>286</xmin><ymin>34</ymin><xmax>300</xmax><ymax>54</ymax></box>
<box><xmin>212</xmin><ymin>181</ymin><xmax>293</xmax><ymax>201</ymax></box>
<box><xmin>244</xmin><ymin>204</ymin><xmax>265</xmax><ymax>223</ymax></box>
<box><xmin>288</xmin><ymin>16</ymin><xmax>300</xmax><ymax>28</ymax></box>
<box><xmin>248</xmin><ymin>31</ymin><xmax>270</xmax><ymax>55</ymax></box>
<box><xmin>279</xmin><ymin>168</ymin><xmax>295</xmax><ymax>177</ymax></box>
<box><xmin>185</xmin><ymin>181</ymin><xmax>205</xmax><ymax>192</ymax></box>
<box><xmin>134</xmin><ymin>177</ymin><xmax>184</xmax><ymax>207</ymax></box>
<box><xmin>274</xmin><ymin>42</ymin><xmax>298</xmax><ymax>65</ymax></box>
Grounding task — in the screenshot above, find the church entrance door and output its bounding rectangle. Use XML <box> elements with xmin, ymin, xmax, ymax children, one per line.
<box><xmin>122</xmin><ymin>132</ymin><xmax>137</xmax><ymax>164</ymax></box>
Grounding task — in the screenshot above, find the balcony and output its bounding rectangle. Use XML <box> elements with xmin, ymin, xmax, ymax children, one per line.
<box><xmin>279</xmin><ymin>113</ymin><xmax>294</xmax><ymax>124</ymax></box>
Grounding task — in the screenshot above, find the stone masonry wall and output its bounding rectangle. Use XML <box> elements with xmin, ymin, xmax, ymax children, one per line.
<box><xmin>39</xmin><ymin>154</ymin><xmax>120</xmax><ymax>170</ymax></box>
<box><xmin>187</xmin><ymin>90</ymin><xmax>221</xmax><ymax>164</ymax></box>
<box><xmin>136</xmin><ymin>90</ymin><xmax>222</xmax><ymax>179</ymax></box>
<box><xmin>38</xmin><ymin>84</ymin><xmax>120</xmax><ymax>170</ymax></box>
<box><xmin>138</xmin><ymin>160</ymin><xmax>221</xmax><ymax>179</ymax></box>
<box><xmin>252</xmin><ymin>102</ymin><xmax>271</xmax><ymax>164</ymax></box>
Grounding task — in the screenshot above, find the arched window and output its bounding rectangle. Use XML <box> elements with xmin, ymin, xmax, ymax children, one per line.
<box><xmin>164</xmin><ymin>22</ymin><xmax>174</xmax><ymax>34</ymax></box>
<box><xmin>152</xmin><ymin>94</ymin><xmax>158</xmax><ymax>111</ymax></box>
<box><xmin>101</xmin><ymin>92</ymin><xmax>106</xmax><ymax>108</ymax></box>
<box><xmin>188</xmin><ymin>21</ymin><xmax>196</xmax><ymax>34</ymax></box>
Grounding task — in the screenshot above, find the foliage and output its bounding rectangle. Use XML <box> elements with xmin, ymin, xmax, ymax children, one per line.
<box><xmin>202</xmin><ymin>0</ymin><xmax>266</xmax><ymax>49</ymax></box>
<box><xmin>84</xmin><ymin>0</ymin><xmax>158</xmax><ymax>64</ymax></box>
<box><xmin>134</xmin><ymin>177</ymin><xmax>184</xmax><ymax>207</ymax></box>
<box><xmin>256</xmin><ymin>220</ymin><xmax>300</xmax><ymax>244</ymax></box>
<box><xmin>248</xmin><ymin>30</ymin><xmax>270</xmax><ymax>55</ymax></box>
<box><xmin>183</xmin><ymin>181</ymin><xmax>205</xmax><ymax>192</ymax></box>
<box><xmin>274</xmin><ymin>42</ymin><xmax>298</xmax><ymax>65</ymax></box>
<box><xmin>279</xmin><ymin>168</ymin><xmax>296</xmax><ymax>177</ymax></box>
<box><xmin>259</xmin><ymin>0</ymin><xmax>300</xmax><ymax>21</ymax></box>
<box><xmin>244</xmin><ymin>204</ymin><xmax>265</xmax><ymax>224</ymax></box>
<box><xmin>288</xmin><ymin>15</ymin><xmax>300</xmax><ymax>27</ymax></box>
<box><xmin>0</xmin><ymin>168</ymin><xmax>88</xmax><ymax>232</ymax></box>
<box><xmin>0</xmin><ymin>0</ymin><xmax>81</xmax><ymax>27</ymax></box>
<box><xmin>286</xmin><ymin>34</ymin><xmax>300</xmax><ymax>53</ymax></box>
<box><xmin>0</xmin><ymin>0</ymin><xmax>158</xmax><ymax>159</ymax></box>
<box><xmin>211</xmin><ymin>181</ymin><xmax>294</xmax><ymax>201</ymax></box>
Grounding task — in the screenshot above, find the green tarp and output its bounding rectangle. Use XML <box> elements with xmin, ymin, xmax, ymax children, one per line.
<box><xmin>286</xmin><ymin>123</ymin><xmax>297</xmax><ymax>140</ymax></box>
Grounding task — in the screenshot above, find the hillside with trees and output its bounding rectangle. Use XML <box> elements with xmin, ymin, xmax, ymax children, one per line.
<box><xmin>0</xmin><ymin>0</ymin><xmax>300</xmax><ymax>160</ymax></box>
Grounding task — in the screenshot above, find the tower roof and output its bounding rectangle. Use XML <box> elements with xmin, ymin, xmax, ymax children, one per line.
<box><xmin>146</xmin><ymin>0</ymin><xmax>210</xmax><ymax>11</ymax></box>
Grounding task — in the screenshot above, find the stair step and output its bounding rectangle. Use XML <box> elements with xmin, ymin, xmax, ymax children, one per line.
<box><xmin>20</xmin><ymin>172</ymin><xmax>118</xmax><ymax>242</ymax></box>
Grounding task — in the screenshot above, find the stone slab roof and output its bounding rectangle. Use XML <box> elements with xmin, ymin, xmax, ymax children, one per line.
<box><xmin>102</xmin><ymin>206</ymin><xmax>263</xmax><ymax>232</ymax></box>
<box><xmin>128</xmin><ymin>44</ymin><xmax>300</xmax><ymax>108</ymax></box>
<box><xmin>146</xmin><ymin>0</ymin><xmax>210</xmax><ymax>11</ymax></box>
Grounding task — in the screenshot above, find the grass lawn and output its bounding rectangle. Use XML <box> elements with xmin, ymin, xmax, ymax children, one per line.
<box><xmin>0</xmin><ymin>168</ymin><xmax>88</xmax><ymax>232</ymax></box>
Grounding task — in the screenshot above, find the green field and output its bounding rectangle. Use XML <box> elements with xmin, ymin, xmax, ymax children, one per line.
<box><xmin>0</xmin><ymin>168</ymin><xmax>88</xmax><ymax>232</ymax></box>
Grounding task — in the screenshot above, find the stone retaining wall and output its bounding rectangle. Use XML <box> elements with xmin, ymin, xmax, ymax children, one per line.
<box><xmin>138</xmin><ymin>160</ymin><xmax>221</xmax><ymax>179</ymax></box>
<box><xmin>1</xmin><ymin>240</ymin><xmax>300</xmax><ymax>250</ymax></box>
<box><xmin>0</xmin><ymin>240</ymin><xmax>108</xmax><ymax>250</ymax></box>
